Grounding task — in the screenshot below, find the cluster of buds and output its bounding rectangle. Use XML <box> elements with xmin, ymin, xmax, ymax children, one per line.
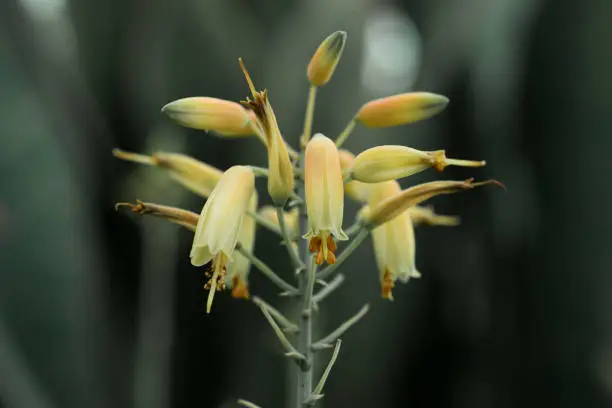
<box><xmin>115</xmin><ymin>30</ymin><xmax>500</xmax><ymax>308</ymax></box>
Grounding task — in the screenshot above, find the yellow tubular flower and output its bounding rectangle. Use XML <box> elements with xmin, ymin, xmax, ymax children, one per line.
<box><xmin>113</xmin><ymin>149</ymin><xmax>223</xmax><ymax>198</ymax></box>
<box><xmin>350</xmin><ymin>145</ymin><xmax>486</xmax><ymax>184</ymax></box>
<box><xmin>191</xmin><ymin>166</ymin><xmax>255</xmax><ymax>313</ymax></box>
<box><xmin>238</xmin><ymin>59</ymin><xmax>294</xmax><ymax>206</ymax></box>
<box><xmin>407</xmin><ymin>206</ymin><xmax>460</xmax><ymax>227</ymax></box>
<box><xmin>304</xmin><ymin>134</ymin><xmax>348</xmax><ymax>265</ymax></box>
<box><xmin>307</xmin><ymin>31</ymin><xmax>347</xmax><ymax>87</ymax></box>
<box><xmin>162</xmin><ymin>97</ymin><xmax>253</xmax><ymax>134</ymax></box>
<box><xmin>228</xmin><ymin>193</ymin><xmax>258</xmax><ymax>300</ymax></box>
<box><xmin>338</xmin><ymin>149</ymin><xmax>371</xmax><ymax>202</ymax></box>
<box><xmin>356</xmin><ymin>92</ymin><xmax>449</xmax><ymax>128</ymax></box>
<box><xmin>368</xmin><ymin>181</ymin><xmax>420</xmax><ymax>300</ymax></box>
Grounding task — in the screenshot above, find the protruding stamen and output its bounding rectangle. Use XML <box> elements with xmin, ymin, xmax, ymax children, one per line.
<box><xmin>206</xmin><ymin>258</ymin><xmax>221</xmax><ymax>313</ymax></box>
<box><xmin>238</xmin><ymin>57</ymin><xmax>257</xmax><ymax>98</ymax></box>
<box><xmin>309</xmin><ymin>237</ymin><xmax>322</xmax><ymax>253</ymax></box>
<box><xmin>381</xmin><ymin>269</ymin><xmax>395</xmax><ymax>300</ymax></box>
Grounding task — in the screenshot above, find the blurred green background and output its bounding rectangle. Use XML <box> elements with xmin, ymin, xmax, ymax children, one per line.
<box><xmin>1</xmin><ymin>0</ymin><xmax>612</xmax><ymax>407</ymax></box>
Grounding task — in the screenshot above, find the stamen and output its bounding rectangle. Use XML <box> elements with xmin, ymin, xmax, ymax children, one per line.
<box><xmin>315</xmin><ymin>251</ymin><xmax>324</xmax><ymax>265</ymax></box>
<box><xmin>327</xmin><ymin>235</ymin><xmax>337</xmax><ymax>252</ymax></box>
<box><xmin>309</xmin><ymin>237</ymin><xmax>322</xmax><ymax>253</ymax></box>
<box><xmin>206</xmin><ymin>258</ymin><xmax>221</xmax><ymax>313</ymax></box>
<box><xmin>238</xmin><ymin>58</ymin><xmax>257</xmax><ymax>98</ymax></box>
<box><xmin>326</xmin><ymin>251</ymin><xmax>336</xmax><ymax>264</ymax></box>
<box><xmin>381</xmin><ymin>269</ymin><xmax>395</xmax><ymax>300</ymax></box>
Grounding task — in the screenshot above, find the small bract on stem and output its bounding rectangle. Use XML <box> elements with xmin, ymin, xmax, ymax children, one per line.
<box><xmin>113</xmin><ymin>29</ymin><xmax>501</xmax><ymax>408</ymax></box>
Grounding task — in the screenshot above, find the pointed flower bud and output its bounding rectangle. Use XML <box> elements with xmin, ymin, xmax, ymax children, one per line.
<box><xmin>307</xmin><ymin>31</ymin><xmax>347</xmax><ymax>87</ymax></box>
<box><xmin>365</xmin><ymin>179</ymin><xmax>502</xmax><ymax>227</ymax></box>
<box><xmin>238</xmin><ymin>59</ymin><xmax>294</xmax><ymax>205</ymax></box>
<box><xmin>162</xmin><ymin>97</ymin><xmax>253</xmax><ymax>135</ymax></box>
<box><xmin>407</xmin><ymin>206</ymin><xmax>460</xmax><ymax>227</ymax></box>
<box><xmin>304</xmin><ymin>134</ymin><xmax>348</xmax><ymax>265</ymax></box>
<box><xmin>113</xmin><ymin>149</ymin><xmax>223</xmax><ymax>198</ymax></box>
<box><xmin>368</xmin><ymin>181</ymin><xmax>420</xmax><ymax>300</ymax></box>
<box><xmin>190</xmin><ymin>166</ymin><xmax>255</xmax><ymax>313</ymax></box>
<box><xmin>356</xmin><ymin>92</ymin><xmax>449</xmax><ymax>128</ymax></box>
<box><xmin>338</xmin><ymin>149</ymin><xmax>371</xmax><ymax>202</ymax></box>
<box><xmin>350</xmin><ymin>145</ymin><xmax>486</xmax><ymax>183</ymax></box>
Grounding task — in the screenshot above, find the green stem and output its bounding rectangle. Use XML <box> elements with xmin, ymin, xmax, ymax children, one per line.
<box><xmin>296</xmin><ymin>158</ymin><xmax>313</xmax><ymax>408</ymax></box>
<box><xmin>236</xmin><ymin>246</ymin><xmax>298</xmax><ymax>294</ymax></box>
<box><xmin>301</xmin><ymin>85</ymin><xmax>317</xmax><ymax>148</ymax></box>
<box><xmin>334</xmin><ymin>119</ymin><xmax>356</xmax><ymax>148</ymax></box>
<box><xmin>277</xmin><ymin>207</ymin><xmax>305</xmax><ymax>272</ymax></box>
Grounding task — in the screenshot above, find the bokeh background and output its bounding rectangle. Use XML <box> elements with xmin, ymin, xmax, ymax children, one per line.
<box><xmin>2</xmin><ymin>0</ymin><xmax>612</xmax><ymax>407</ymax></box>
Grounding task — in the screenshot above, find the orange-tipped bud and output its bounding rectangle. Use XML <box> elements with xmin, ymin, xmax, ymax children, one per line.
<box><xmin>307</xmin><ymin>31</ymin><xmax>347</xmax><ymax>86</ymax></box>
<box><xmin>350</xmin><ymin>145</ymin><xmax>486</xmax><ymax>183</ymax></box>
<box><xmin>162</xmin><ymin>97</ymin><xmax>252</xmax><ymax>135</ymax></box>
<box><xmin>356</xmin><ymin>92</ymin><xmax>449</xmax><ymax>128</ymax></box>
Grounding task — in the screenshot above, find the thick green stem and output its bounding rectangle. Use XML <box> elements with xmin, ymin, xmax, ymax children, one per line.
<box><xmin>296</xmin><ymin>159</ymin><xmax>314</xmax><ymax>408</ymax></box>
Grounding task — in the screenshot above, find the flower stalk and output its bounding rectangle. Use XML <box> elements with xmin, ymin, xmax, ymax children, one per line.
<box><xmin>114</xmin><ymin>29</ymin><xmax>502</xmax><ymax>408</ymax></box>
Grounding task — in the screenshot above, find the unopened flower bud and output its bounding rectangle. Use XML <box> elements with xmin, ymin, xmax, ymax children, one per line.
<box><xmin>338</xmin><ymin>149</ymin><xmax>371</xmax><ymax>202</ymax></box>
<box><xmin>365</xmin><ymin>179</ymin><xmax>502</xmax><ymax>227</ymax></box>
<box><xmin>304</xmin><ymin>134</ymin><xmax>348</xmax><ymax>265</ymax></box>
<box><xmin>162</xmin><ymin>97</ymin><xmax>252</xmax><ymax>135</ymax></box>
<box><xmin>350</xmin><ymin>145</ymin><xmax>486</xmax><ymax>183</ymax></box>
<box><xmin>356</xmin><ymin>92</ymin><xmax>449</xmax><ymax>128</ymax></box>
<box><xmin>113</xmin><ymin>149</ymin><xmax>222</xmax><ymax>198</ymax></box>
<box><xmin>307</xmin><ymin>31</ymin><xmax>347</xmax><ymax>87</ymax></box>
<box><xmin>407</xmin><ymin>206</ymin><xmax>460</xmax><ymax>227</ymax></box>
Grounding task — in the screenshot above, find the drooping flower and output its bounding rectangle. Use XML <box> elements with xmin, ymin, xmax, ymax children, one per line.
<box><xmin>238</xmin><ymin>59</ymin><xmax>295</xmax><ymax>206</ymax></box>
<box><xmin>355</xmin><ymin>92</ymin><xmax>449</xmax><ymax>128</ymax></box>
<box><xmin>191</xmin><ymin>166</ymin><xmax>255</xmax><ymax>313</ymax></box>
<box><xmin>307</xmin><ymin>31</ymin><xmax>347</xmax><ymax>87</ymax></box>
<box><xmin>350</xmin><ymin>145</ymin><xmax>486</xmax><ymax>183</ymax></box>
<box><xmin>368</xmin><ymin>181</ymin><xmax>419</xmax><ymax>300</ymax></box>
<box><xmin>304</xmin><ymin>134</ymin><xmax>348</xmax><ymax>265</ymax></box>
<box><xmin>113</xmin><ymin>149</ymin><xmax>222</xmax><ymax>197</ymax></box>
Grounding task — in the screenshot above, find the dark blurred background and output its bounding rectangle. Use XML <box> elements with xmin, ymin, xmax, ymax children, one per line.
<box><xmin>1</xmin><ymin>0</ymin><xmax>612</xmax><ymax>407</ymax></box>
